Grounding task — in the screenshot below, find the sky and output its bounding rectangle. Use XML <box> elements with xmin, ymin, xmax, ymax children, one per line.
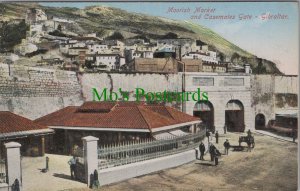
<box><xmin>41</xmin><ymin>2</ymin><xmax>299</xmax><ymax>75</ymax></box>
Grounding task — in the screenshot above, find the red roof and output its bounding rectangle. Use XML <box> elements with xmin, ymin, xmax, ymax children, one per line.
<box><xmin>0</xmin><ymin>111</ymin><xmax>49</xmax><ymax>134</ymax></box>
<box><xmin>35</xmin><ymin>102</ymin><xmax>200</xmax><ymax>131</ymax></box>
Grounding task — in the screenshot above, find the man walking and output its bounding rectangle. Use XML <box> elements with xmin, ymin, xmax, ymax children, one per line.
<box><xmin>292</xmin><ymin>127</ymin><xmax>296</xmax><ymax>143</ymax></box>
<box><xmin>68</xmin><ymin>156</ymin><xmax>77</xmax><ymax>179</ymax></box>
<box><xmin>209</xmin><ymin>143</ymin><xmax>215</xmax><ymax>162</ymax></box>
<box><xmin>199</xmin><ymin>141</ymin><xmax>205</xmax><ymax>160</ymax></box>
<box><xmin>215</xmin><ymin>131</ymin><xmax>219</xmax><ymax>144</ymax></box>
<box><xmin>223</xmin><ymin>124</ymin><xmax>227</xmax><ymax>134</ymax></box>
<box><xmin>214</xmin><ymin>147</ymin><xmax>220</xmax><ymax>166</ymax></box>
<box><xmin>223</xmin><ymin>139</ymin><xmax>230</xmax><ymax>155</ymax></box>
<box><xmin>247</xmin><ymin>129</ymin><xmax>252</xmax><ymax>137</ymax></box>
<box><xmin>206</xmin><ymin>129</ymin><xmax>211</xmax><ymax>142</ymax></box>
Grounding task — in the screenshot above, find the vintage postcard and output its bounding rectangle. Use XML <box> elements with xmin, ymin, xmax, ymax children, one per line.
<box><xmin>0</xmin><ymin>1</ymin><xmax>298</xmax><ymax>191</ymax></box>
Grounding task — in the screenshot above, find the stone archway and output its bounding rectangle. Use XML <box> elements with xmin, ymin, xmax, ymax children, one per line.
<box><xmin>225</xmin><ymin>100</ymin><xmax>245</xmax><ymax>132</ymax></box>
<box><xmin>193</xmin><ymin>101</ymin><xmax>214</xmax><ymax>131</ymax></box>
<box><xmin>255</xmin><ymin>113</ymin><xmax>266</xmax><ymax>130</ymax></box>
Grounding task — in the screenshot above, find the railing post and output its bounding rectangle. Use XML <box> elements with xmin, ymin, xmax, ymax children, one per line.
<box><xmin>5</xmin><ymin>142</ymin><xmax>22</xmax><ymax>190</ymax></box>
<box><xmin>82</xmin><ymin>136</ymin><xmax>99</xmax><ymax>187</ymax></box>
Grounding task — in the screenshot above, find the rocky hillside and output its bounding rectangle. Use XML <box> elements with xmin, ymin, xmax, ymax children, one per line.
<box><xmin>0</xmin><ymin>3</ymin><xmax>282</xmax><ymax>74</ymax></box>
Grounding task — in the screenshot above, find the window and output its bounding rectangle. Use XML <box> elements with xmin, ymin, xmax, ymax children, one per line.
<box><xmin>193</xmin><ymin>77</ymin><xmax>214</xmax><ymax>86</ymax></box>
<box><xmin>224</xmin><ymin>78</ymin><xmax>244</xmax><ymax>86</ymax></box>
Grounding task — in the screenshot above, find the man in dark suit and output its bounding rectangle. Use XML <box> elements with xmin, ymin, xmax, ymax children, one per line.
<box><xmin>215</xmin><ymin>131</ymin><xmax>219</xmax><ymax>144</ymax></box>
<box><xmin>199</xmin><ymin>142</ymin><xmax>206</xmax><ymax>160</ymax></box>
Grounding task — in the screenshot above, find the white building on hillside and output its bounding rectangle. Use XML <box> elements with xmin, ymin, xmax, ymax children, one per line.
<box><xmin>95</xmin><ymin>54</ymin><xmax>125</xmax><ymax>71</ymax></box>
<box><xmin>182</xmin><ymin>51</ymin><xmax>218</xmax><ymax>63</ymax></box>
<box><xmin>26</xmin><ymin>8</ymin><xmax>47</xmax><ymax>24</ymax></box>
<box><xmin>87</xmin><ymin>43</ymin><xmax>109</xmax><ymax>54</ymax></box>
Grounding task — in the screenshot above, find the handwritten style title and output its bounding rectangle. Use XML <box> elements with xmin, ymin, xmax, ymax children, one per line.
<box><xmin>166</xmin><ymin>7</ymin><xmax>288</xmax><ymax>21</ymax></box>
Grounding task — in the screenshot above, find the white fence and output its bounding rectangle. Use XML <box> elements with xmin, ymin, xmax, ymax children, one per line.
<box><xmin>97</xmin><ymin>131</ymin><xmax>205</xmax><ymax>170</ymax></box>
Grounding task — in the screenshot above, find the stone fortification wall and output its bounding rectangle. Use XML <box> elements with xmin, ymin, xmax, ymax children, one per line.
<box><xmin>251</xmin><ymin>75</ymin><xmax>298</xmax><ymax>124</ymax></box>
<box><xmin>0</xmin><ymin>64</ymin><xmax>83</xmax><ymax>119</ymax></box>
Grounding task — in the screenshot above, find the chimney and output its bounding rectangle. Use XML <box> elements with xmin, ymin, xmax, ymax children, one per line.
<box><xmin>244</xmin><ymin>63</ymin><xmax>251</xmax><ymax>74</ymax></box>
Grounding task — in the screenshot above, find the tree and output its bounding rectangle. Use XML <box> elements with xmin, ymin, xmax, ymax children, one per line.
<box><xmin>0</xmin><ymin>19</ymin><xmax>28</xmax><ymax>52</ymax></box>
<box><xmin>231</xmin><ymin>52</ymin><xmax>240</xmax><ymax>62</ymax></box>
<box><xmin>218</xmin><ymin>52</ymin><xmax>225</xmax><ymax>62</ymax></box>
<box><xmin>85</xmin><ymin>60</ymin><xmax>94</xmax><ymax>69</ymax></box>
<box><xmin>48</xmin><ymin>30</ymin><xmax>67</xmax><ymax>37</ymax></box>
<box><xmin>106</xmin><ymin>32</ymin><xmax>124</xmax><ymax>40</ymax></box>
<box><xmin>253</xmin><ymin>58</ymin><xmax>267</xmax><ymax>74</ymax></box>
<box><xmin>163</xmin><ymin>32</ymin><xmax>178</xmax><ymax>39</ymax></box>
<box><xmin>57</xmin><ymin>24</ymin><xmax>62</xmax><ymax>32</ymax></box>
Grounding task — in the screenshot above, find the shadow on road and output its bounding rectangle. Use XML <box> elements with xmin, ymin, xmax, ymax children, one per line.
<box><xmin>230</xmin><ymin>145</ymin><xmax>250</xmax><ymax>152</ymax></box>
<box><xmin>195</xmin><ymin>162</ymin><xmax>214</xmax><ymax>166</ymax></box>
<box><xmin>38</xmin><ymin>168</ymin><xmax>48</xmax><ymax>173</ymax></box>
<box><xmin>53</xmin><ymin>173</ymin><xmax>72</xmax><ymax>180</ymax></box>
<box><xmin>53</xmin><ymin>173</ymin><xmax>86</xmax><ymax>183</ymax></box>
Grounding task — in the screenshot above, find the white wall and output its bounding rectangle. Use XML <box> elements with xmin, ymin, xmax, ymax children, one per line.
<box><xmin>99</xmin><ymin>149</ymin><xmax>197</xmax><ymax>186</ymax></box>
<box><xmin>184</xmin><ymin>72</ymin><xmax>254</xmax><ymax>131</ymax></box>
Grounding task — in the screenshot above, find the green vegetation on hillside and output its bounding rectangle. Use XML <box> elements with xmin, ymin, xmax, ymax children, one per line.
<box><xmin>0</xmin><ymin>20</ymin><xmax>29</xmax><ymax>52</ymax></box>
<box><xmin>106</xmin><ymin>31</ymin><xmax>124</xmax><ymax>40</ymax></box>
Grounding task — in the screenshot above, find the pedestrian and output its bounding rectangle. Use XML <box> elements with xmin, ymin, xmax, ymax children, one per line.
<box><xmin>68</xmin><ymin>156</ymin><xmax>77</xmax><ymax>179</ymax></box>
<box><xmin>215</xmin><ymin>131</ymin><xmax>219</xmax><ymax>144</ymax></box>
<box><xmin>214</xmin><ymin>148</ymin><xmax>220</xmax><ymax>166</ymax></box>
<box><xmin>223</xmin><ymin>139</ymin><xmax>230</xmax><ymax>155</ymax></box>
<box><xmin>223</xmin><ymin>124</ymin><xmax>227</xmax><ymax>134</ymax></box>
<box><xmin>206</xmin><ymin>130</ymin><xmax>210</xmax><ymax>142</ymax></box>
<box><xmin>209</xmin><ymin>143</ymin><xmax>215</xmax><ymax>162</ymax></box>
<box><xmin>46</xmin><ymin>156</ymin><xmax>49</xmax><ymax>171</ymax></box>
<box><xmin>199</xmin><ymin>141</ymin><xmax>205</xmax><ymax>160</ymax></box>
<box><xmin>292</xmin><ymin>127</ymin><xmax>296</xmax><ymax>143</ymax></box>
<box><xmin>247</xmin><ymin>140</ymin><xmax>252</xmax><ymax>152</ymax></box>
<box><xmin>247</xmin><ymin>129</ymin><xmax>252</xmax><ymax>137</ymax></box>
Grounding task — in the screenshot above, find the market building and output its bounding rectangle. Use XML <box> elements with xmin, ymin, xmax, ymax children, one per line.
<box><xmin>0</xmin><ymin>111</ymin><xmax>54</xmax><ymax>158</ymax></box>
<box><xmin>35</xmin><ymin>101</ymin><xmax>201</xmax><ymax>155</ymax></box>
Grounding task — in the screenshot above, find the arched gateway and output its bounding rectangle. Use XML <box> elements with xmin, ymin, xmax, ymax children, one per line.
<box><xmin>255</xmin><ymin>113</ymin><xmax>266</xmax><ymax>129</ymax></box>
<box><xmin>225</xmin><ymin>100</ymin><xmax>245</xmax><ymax>132</ymax></box>
<box><xmin>193</xmin><ymin>101</ymin><xmax>214</xmax><ymax>131</ymax></box>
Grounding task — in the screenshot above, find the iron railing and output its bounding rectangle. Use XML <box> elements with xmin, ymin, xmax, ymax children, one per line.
<box><xmin>97</xmin><ymin>131</ymin><xmax>205</xmax><ymax>170</ymax></box>
<box><xmin>0</xmin><ymin>159</ymin><xmax>7</xmax><ymax>183</ymax></box>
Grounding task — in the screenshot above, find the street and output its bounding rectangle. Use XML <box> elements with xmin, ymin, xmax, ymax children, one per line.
<box><xmin>71</xmin><ymin>132</ymin><xmax>297</xmax><ymax>191</ymax></box>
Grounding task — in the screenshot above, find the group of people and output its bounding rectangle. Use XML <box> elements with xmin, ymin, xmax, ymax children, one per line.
<box><xmin>198</xmin><ymin>139</ymin><xmax>230</xmax><ymax>166</ymax></box>
<box><xmin>199</xmin><ymin>128</ymin><xmax>231</xmax><ymax>166</ymax></box>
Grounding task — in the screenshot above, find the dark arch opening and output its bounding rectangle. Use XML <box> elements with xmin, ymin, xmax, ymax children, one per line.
<box><xmin>225</xmin><ymin>100</ymin><xmax>245</xmax><ymax>132</ymax></box>
<box><xmin>193</xmin><ymin>101</ymin><xmax>214</xmax><ymax>132</ymax></box>
<box><xmin>255</xmin><ymin>113</ymin><xmax>266</xmax><ymax>130</ymax></box>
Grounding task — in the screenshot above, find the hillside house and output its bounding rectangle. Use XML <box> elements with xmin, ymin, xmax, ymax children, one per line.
<box><xmin>124</xmin><ymin>49</ymin><xmax>154</xmax><ymax>63</ymax></box>
<box><xmin>202</xmin><ymin>62</ymin><xmax>227</xmax><ymax>73</ymax></box>
<box><xmin>26</xmin><ymin>8</ymin><xmax>47</xmax><ymax>24</ymax></box>
<box><xmin>95</xmin><ymin>53</ymin><xmax>125</xmax><ymax>71</ymax></box>
<box><xmin>128</xmin><ymin>57</ymin><xmax>179</xmax><ymax>73</ymax></box>
<box><xmin>182</xmin><ymin>51</ymin><xmax>218</xmax><ymax>63</ymax></box>
<box><xmin>87</xmin><ymin>43</ymin><xmax>109</xmax><ymax>54</ymax></box>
